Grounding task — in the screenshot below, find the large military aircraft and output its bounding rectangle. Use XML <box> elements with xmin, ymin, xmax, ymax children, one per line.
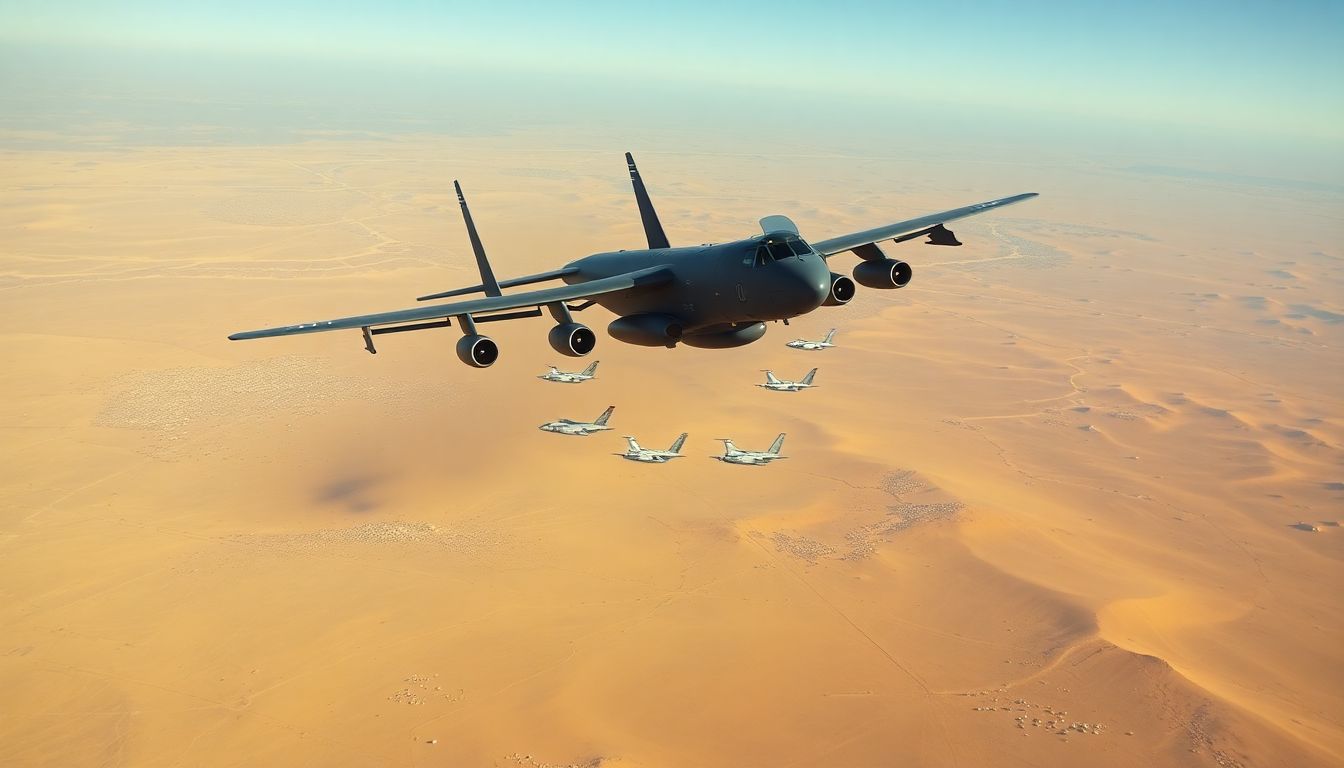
<box><xmin>229</xmin><ymin>153</ymin><xmax>1037</xmax><ymax>367</ymax></box>
<box><xmin>538</xmin><ymin>361</ymin><xmax>599</xmax><ymax>384</ymax></box>
<box><xmin>538</xmin><ymin>406</ymin><xmax>615</xmax><ymax>436</ymax></box>
<box><xmin>618</xmin><ymin>433</ymin><xmax>688</xmax><ymax>463</ymax></box>
<box><xmin>757</xmin><ymin>368</ymin><xmax>818</xmax><ymax>392</ymax></box>
<box><xmin>716</xmin><ymin>434</ymin><xmax>787</xmax><ymax>465</ymax></box>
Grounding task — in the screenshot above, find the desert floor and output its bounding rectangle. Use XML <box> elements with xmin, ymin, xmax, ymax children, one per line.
<box><xmin>1</xmin><ymin>137</ymin><xmax>1340</xmax><ymax>767</ymax></box>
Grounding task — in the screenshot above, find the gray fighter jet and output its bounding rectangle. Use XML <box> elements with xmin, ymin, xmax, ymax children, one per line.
<box><xmin>538</xmin><ymin>361</ymin><xmax>599</xmax><ymax>383</ymax></box>
<box><xmin>618</xmin><ymin>433</ymin><xmax>688</xmax><ymax>463</ymax></box>
<box><xmin>230</xmin><ymin>153</ymin><xmax>1036</xmax><ymax>367</ymax></box>
<box><xmin>786</xmin><ymin>328</ymin><xmax>836</xmax><ymax>350</ymax></box>
<box><xmin>757</xmin><ymin>368</ymin><xmax>817</xmax><ymax>392</ymax></box>
<box><xmin>539</xmin><ymin>406</ymin><xmax>614</xmax><ymax>436</ymax></box>
<box><xmin>715</xmin><ymin>433</ymin><xmax>787</xmax><ymax>465</ymax></box>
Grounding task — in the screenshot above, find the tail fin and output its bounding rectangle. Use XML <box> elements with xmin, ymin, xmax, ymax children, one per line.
<box><xmin>580</xmin><ymin>361</ymin><xmax>599</xmax><ymax>377</ymax></box>
<box><xmin>455</xmin><ymin>181</ymin><xmax>501</xmax><ymax>297</ymax></box>
<box><xmin>823</xmin><ymin>329</ymin><xmax>836</xmax><ymax>344</ymax></box>
<box><xmin>800</xmin><ymin>368</ymin><xmax>817</xmax><ymax>386</ymax></box>
<box><xmin>764</xmin><ymin>370</ymin><xmax>782</xmax><ymax>385</ymax></box>
<box><xmin>625</xmin><ymin>436</ymin><xmax>642</xmax><ymax>452</ymax></box>
<box><xmin>594</xmin><ymin>405</ymin><xmax>615</xmax><ymax>426</ymax></box>
<box><xmin>668</xmin><ymin>432</ymin><xmax>688</xmax><ymax>454</ymax></box>
<box><xmin>626</xmin><ymin>152</ymin><xmax>670</xmax><ymax>250</ymax></box>
<box><xmin>719</xmin><ymin>439</ymin><xmax>741</xmax><ymax>455</ymax></box>
<box><xmin>768</xmin><ymin>433</ymin><xmax>786</xmax><ymax>455</ymax></box>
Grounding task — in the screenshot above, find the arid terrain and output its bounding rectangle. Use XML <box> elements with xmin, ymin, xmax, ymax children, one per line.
<box><xmin>1</xmin><ymin>137</ymin><xmax>1340</xmax><ymax>767</ymax></box>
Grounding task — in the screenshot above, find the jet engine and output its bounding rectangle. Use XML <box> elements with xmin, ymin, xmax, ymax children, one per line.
<box><xmin>852</xmin><ymin>259</ymin><xmax>913</xmax><ymax>289</ymax></box>
<box><xmin>456</xmin><ymin>334</ymin><xmax>499</xmax><ymax>367</ymax></box>
<box><xmin>548</xmin><ymin>322</ymin><xmax>597</xmax><ymax>357</ymax></box>
<box><xmin>608</xmin><ymin>314</ymin><xmax>683</xmax><ymax>348</ymax></box>
<box><xmin>681</xmin><ymin>322</ymin><xmax>767</xmax><ymax>348</ymax></box>
<box><xmin>822</xmin><ymin>272</ymin><xmax>856</xmax><ymax>306</ymax></box>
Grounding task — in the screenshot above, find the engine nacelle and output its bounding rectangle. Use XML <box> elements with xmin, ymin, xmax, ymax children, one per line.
<box><xmin>548</xmin><ymin>322</ymin><xmax>596</xmax><ymax>357</ymax></box>
<box><xmin>608</xmin><ymin>314</ymin><xmax>683</xmax><ymax>348</ymax></box>
<box><xmin>681</xmin><ymin>322</ymin><xmax>767</xmax><ymax>349</ymax></box>
<box><xmin>852</xmin><ymin>259</ymin><xmax>913</xmax><ymax>289</ymax></box>
<box><xmin>823</xmin><ymin>272</ymin><xmax>856</xmax><ymax>306</ymax></box>
<box><xmin>456</xmin><ymin>334</ymin><xmax>499</xmax><ymax>367</ymax></box>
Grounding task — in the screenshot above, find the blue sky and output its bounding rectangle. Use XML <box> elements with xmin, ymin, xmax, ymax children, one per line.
<box><xmin>2</xmin><ymin>1</ymin><xmax>1341</xmax><ymax>168</ymax></box>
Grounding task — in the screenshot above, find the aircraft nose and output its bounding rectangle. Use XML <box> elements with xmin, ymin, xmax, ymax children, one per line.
<box><xmin>781</xmin><ymin>258</ymin><xmax>830</xmax><ymax>315</ymax></box>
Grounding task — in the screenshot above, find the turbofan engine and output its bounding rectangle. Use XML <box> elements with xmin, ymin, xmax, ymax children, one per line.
<box><xmin>455</xmin><ymin>334</ymin><xmax>499</xmax><ymax>367</ymax></box>
<box><xmin>852</xmin><ymin>259</ymin><xmax>913</xmax><ymax>289</ymax></box>
<box><xmin>822</xmin><ymin>272</ymin><xmax>856</xmax><ymax>306</ymax></box>
<box><xmin>548</xmin><ymin>322</ymin><xmax>596</xmax><ymax>357</ymax></box>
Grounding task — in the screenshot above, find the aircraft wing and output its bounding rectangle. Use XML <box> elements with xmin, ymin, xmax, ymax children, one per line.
<box><xmin>229</xmin><ymin>266</ymin><xmax>672</xmax><ymax>340</ymax></box>
<box><xmin>809</xmin><ymin>193</ymin><xmax>1038</xmax><ymax>257</ymax></box>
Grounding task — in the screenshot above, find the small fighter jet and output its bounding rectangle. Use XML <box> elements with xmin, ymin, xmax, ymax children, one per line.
<box><xmin>757</xmin><ymin>368</ymin><xmax>817</xmax><ymax>392</ymax></box>
<box><xmin>715</xmin><ymin>433</ymin><xmax>787</xmax><ymax>465</ymax></box>
<box><xmin>539</xmin><ymin>405</ymin><xmax>615</xmax><ymax>436</ymax></box>
<box><xmin>618</xmin><ymin>433</ymin><xmax>688</xmax><ymax>463</ymax></box>
<box><xmin>538</xmin><ymin>360</ymin><xmax>599</xmax><ymax>383</ymax></box>
<box><xmin>786</xmin><ymin>329</ymin><xmax>836</xmax><ymax>350</ymax></box>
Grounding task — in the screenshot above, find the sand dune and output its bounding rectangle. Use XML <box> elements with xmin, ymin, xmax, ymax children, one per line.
<box><xmin>1</xmin><ymin>139</ymin><xmax>1341</xmax><ymax>766</ymax></box>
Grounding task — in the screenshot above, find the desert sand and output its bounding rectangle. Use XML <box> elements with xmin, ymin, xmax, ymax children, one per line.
<box><xmin>1</xmin><ymin>136</ymin><xmax>1340</xmax><ymax>767</ymax></box>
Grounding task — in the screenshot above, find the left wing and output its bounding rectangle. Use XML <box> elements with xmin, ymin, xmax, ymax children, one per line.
<box><xmin>809</xmin><ymin>193</ymin><xmax>1038</xmax><ymax>257</ymax></box>
<box><xmin>229</xmin><ymin>266</ymin><xmax>672</xmax><ymax>340</ymax></box>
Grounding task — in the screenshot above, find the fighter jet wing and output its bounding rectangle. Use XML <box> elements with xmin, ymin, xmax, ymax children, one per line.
<box><xmin>229</xmin><ymin>265</ymin><xmax>672</xmax><ymax>340</ymax></box>
<box><xmin>809</xmin><ymin>193</ymin><xmax>1038</xmax><ymax>257</ymax></box>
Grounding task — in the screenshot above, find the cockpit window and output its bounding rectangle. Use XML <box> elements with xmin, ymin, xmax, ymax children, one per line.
<box><xmin>744</xmin><ymin>245</ymin><xmax>769</xmax><ymax>267</ymax></box>
<box><xmin>767</xmin><ymin>242</ymin><xmax>793</xmax><ymax>261</ymax></box>
<box><xmin>788</xmin><ymin>239</ymin><xmax>813</xmax><ymax>256</ymax></box>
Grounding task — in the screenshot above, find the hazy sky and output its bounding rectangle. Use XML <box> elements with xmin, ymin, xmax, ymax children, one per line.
<box><xmin>1</xmin><ymin>1</ymin><xmax>1341</xmax><ymax>176</ymax></box>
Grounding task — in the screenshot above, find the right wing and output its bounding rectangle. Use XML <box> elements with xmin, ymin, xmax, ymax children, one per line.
<box><xmin>809</xmin><ymin>193</ymin><xmax>1038</xmax><ymax>257</ymax></box>
<box><xmin>229</xmin><ymin>266</ymin><xmax>672</xmax><ymax>341</ymax></box>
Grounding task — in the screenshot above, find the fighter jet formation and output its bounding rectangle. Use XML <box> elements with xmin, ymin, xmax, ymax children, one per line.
<box><xmin>757</xmin><ymin>368</ymin><xmax>818</xmax><ymax>392</ymax></box>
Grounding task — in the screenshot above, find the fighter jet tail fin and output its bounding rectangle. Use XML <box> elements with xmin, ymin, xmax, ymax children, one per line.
<box><xmin>454</xmin><ymin>181</ymin><xmax>502</xmax><ymax>297</ymax></box>
<box><xmin>626</xmin><ymin>152</ymin><xmax>670</xmax><ymax>250</ymax></box>
<box><xmin>594</xmin><ymin>405</ymin><xmax>615</xmax><ymax>426</ymax></box>
<box><xmin>768</xmin><ymin>433</ymin><xmax>786</xmax><ymax>455</ymax></box>
<box><xmin>580</xmin><ymin>360</ymin><xmax>599</xmax><ymax>377</ymax></box>
<box><xmin>823</xmin><ymin>329</ymin><xmax>836</xmax><ymax>344</ymax></box>
<box><xmin>669</xmin><ymin>432</ymin><xmax>688</xmax><ymax>454</ymax></box>
<box><xmin>625</xmin><ymin>436</ymin><xmax>641</xmax><ymax>452</ymax></box>
<box><xmin>718</xmin><ymin>438</ymin><xmax>741</xmax><ymax>455</ymax></box>
<box><xmin>764</xmin><ymin>370</ymin><xmax>782</xmax><ymax>385</ymax></box>
<box><xmin>801</xmin><ymin>368</ymin><xmax>817</xmax><ymax>386</ymax></box>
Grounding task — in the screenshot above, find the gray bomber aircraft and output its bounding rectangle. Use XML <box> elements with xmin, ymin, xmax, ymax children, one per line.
<box><xmin>228</xmin><ymin>153</ymin><xmax>1037</xmax><ymax>366</ymax></box>
<box><xmin>758</xmin><ymin>368</ymin><xmax>817</xmax><ymax>392</ymax></box>
<box><xmin>716</xmin><ymin>434</ymin><xmax>787</xmax><ymax>466</ymax></box>
<box><xmin>538</xmin><ymin>361</ymin><xmax>599</xmax><ymax>383</ymax></box>
<box><xmin>618</xmin><ymin>433</ymin><xmax>688</xmax><ymax>463</ymax></box>
<box><xmin>538</xmin><ymin>405</ymin><xmax>615</xmax><ymax>436</ymax></box>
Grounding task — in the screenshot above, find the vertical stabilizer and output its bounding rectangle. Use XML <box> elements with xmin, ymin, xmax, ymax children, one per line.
<box><xmin>823</xmin><ymin>329</ymin><xmax>836</xmax><ymax>344</ymax></box>
<box><xmin>669</xmin><ymin>433</ymin><xmax>688</xmax><ymax>454</ymax></box>
<box><xmin>625</xmin><ymin>436</ymin><xmax>642</xmax><ymax>452</ymax></box>
<box><xmin>801</xmin><ymin>368</ymin><xmax>818</xmax><ymax>386</ymax></box>
<box><xmin>768</xmin><ymin>433</ymin><xmax>786</xmax><ymax>455</ymax></box>
<box><xmin>595</xmin><ymin>405</ymin><xmax>615</xmax><ymax>426</ymax></box>
<box><xmin>455</xmin><ymin>180</ymin><xmax>501</xmax><ymax>297</ymax></box>
<box><xmin>581</xmin><ymin>361</ymin><xmax>599</xmax><ymax>377</ymax></box>
<box><xmin>764</xmin><ymin>370</ymin><xmax>781</xmax><ymax>385</ymax></box>
<box><xmin>720</xmin><ymin>439</ymin><xmax>741</xmax><ymax>455</ymax></box>
<box><xmin>626</xmin><ymin>152</ymin><xmax>671</xmax><ymax>249</ymax></box>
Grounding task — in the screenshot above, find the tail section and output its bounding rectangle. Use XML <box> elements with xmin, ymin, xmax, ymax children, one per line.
<box><xmin>580</xmin><ymin>361</ymin><xmax>599</xmax><ymax>377</ymax></box>
<box><xmin>768</xmin><ymin>433</ymin><xmax>786</xmax><ymax>455</ymax></box>
<box><xmin>594</xmin><ymin>405</ymin><xmax>615</xmax><ymax>426</ymax></box>
<box><xmin>625</xmin><ymin>436</ymin><xmax>642</xmax><ymax>452</ymax></box>
<box><xmin>800</xmin><ymin>368</ymin><xmax>818</xmax><ymax>386</ymax></box>
<box><xmin>763</xmin><ymin>370</ymin><xmax>782</xmax><ymax>385</ymax></box>
<box><xmin>454</xmin><ymin>181</ymin><xmax>501</xmax><ymax>297</ymax></box>
<box><xmin>626</xmin><ymin>152</ymin><xmax>670</xmax><ymax>250</ymax></box>
<box><xmin>823</xmin><ymin>329</ymin><xmax>836</xmax><ymax>344</ymax></box>
<box><xmin>668</xmin><ymin>432</ymin><xmax>688</xmax><ymax>454</ymax></box>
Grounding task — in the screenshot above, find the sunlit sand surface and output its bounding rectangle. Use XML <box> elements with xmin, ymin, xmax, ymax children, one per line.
<box><xmin>2</xmin><ymin>137</ymin><xmax>1340</xmax><ymax>766</ymax></box>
